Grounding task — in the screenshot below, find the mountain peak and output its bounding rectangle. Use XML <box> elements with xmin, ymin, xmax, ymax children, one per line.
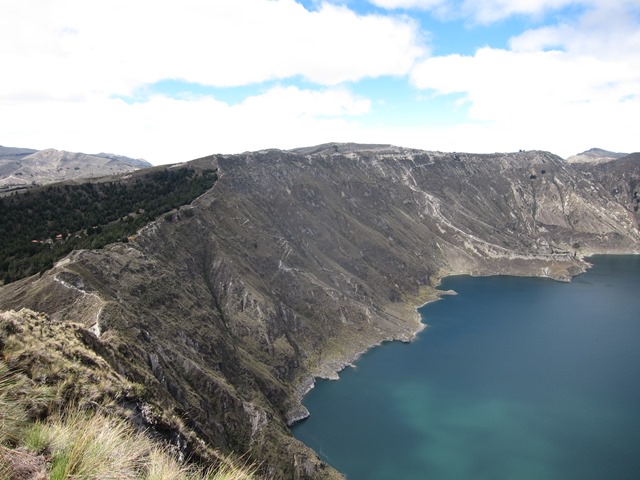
<box><xmin>0</xmin><ymin>145</ymin><xmax>151</xmax><ymax>192</ymax></box>
<box><xmin>566</xmin><ymin>148</ymin><xmax>628</xmax><ymax>164</ymax></box>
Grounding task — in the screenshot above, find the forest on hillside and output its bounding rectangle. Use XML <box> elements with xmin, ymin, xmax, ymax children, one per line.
<box><xmin>0</xmin><ymin>167</ymin><xmax>218</xmax><ymax>284</ymax></box>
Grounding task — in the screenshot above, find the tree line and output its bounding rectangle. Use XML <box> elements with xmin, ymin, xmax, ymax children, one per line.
<box><xmin>0</xmin><ymin>166</ymin><xmax>218</xmax><ymax>284</ymax></box>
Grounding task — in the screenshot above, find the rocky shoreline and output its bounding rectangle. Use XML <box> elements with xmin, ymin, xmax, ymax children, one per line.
<box><xmin>288</xmin><ymin>250</ymin><xmax>639</xmax><ymax>428</ymax></box>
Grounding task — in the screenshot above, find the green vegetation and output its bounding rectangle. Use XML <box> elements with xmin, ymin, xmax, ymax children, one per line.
<box><xmin>0</xmin><ymin>365</ymin><xmax>256</xmax><ymax>480</ymax></box>
<box><xmin>0</xmin><ymin>310</ymin><xmax>257</xmax><ymax>480</ymax></box>
<box><xmin>0</xmin><ymin>166</ymin><xmax>218</xmax><ymax>284</ymax></box>
<box><xmin>0</xmin><ymin>309</ymin><xmax>139</xmax><ymax>411</ymax></box>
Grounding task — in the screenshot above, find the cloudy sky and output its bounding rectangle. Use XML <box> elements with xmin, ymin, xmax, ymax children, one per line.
<box><xmin>1</xmin><ymin>0</ymin><xmax>638</xmax><ymax>165</ymax></box>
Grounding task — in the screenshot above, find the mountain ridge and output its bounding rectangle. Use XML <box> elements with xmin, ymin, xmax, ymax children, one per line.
<box><xmin>565</xmin><ymin>147</ymin><xmax>629</xmax><ymax>164</ymax></box>
<box><xmin>0</xmin><ymin>145</ymin><xmax>38</xmax><ymax>160</ymax></box>
<box><xmin>0</xmin><ymin>146</ymin><xmax>152</xmax><ymax>191</ymax></box>
<box><xmin>1</xmin><ymin>145</ymin><xmax>639</xmax><ymax>479</ymax></box>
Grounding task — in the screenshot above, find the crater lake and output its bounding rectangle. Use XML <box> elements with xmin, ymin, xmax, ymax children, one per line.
<box><xmin>291</xmin><ymin>255</ymin><xmax>640</xmax><ymax>480</ymax></box>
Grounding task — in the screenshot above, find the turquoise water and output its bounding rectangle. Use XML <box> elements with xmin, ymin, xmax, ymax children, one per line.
<box><xmin>291</xmin><ymin>256</ymin><xmax>640</xmax><ymax>480</ymax></box>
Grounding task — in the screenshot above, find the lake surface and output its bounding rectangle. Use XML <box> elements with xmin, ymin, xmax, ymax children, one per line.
<box><xmin>291</xmin><ymin>255</ymin><xmax>640</xmax><ymax>480</ymax></box>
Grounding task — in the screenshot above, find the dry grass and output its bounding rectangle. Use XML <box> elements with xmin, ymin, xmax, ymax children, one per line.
<box><xmin>144</xmin><ymin>446</ymin><xmax>194</xmax><ymax>480</ymax></box>
<box><xmin>0</xmin><ymin>309</ymin><xmax>138</xmax><ymax>411</ymax></box>
<box><xmin>0</xmin><ymin>363</ymin><xmax>28</xmax><ymax>446</ymax></box>
<box><xmin>0</xmin><ymin>368</ymin><xmax>257</xmax><ymax>480</ymax></box>
<box><xmin>0</xmin><ymin>362</ymin><xmax>49</xmax><ymax>480</ymax></box>
<box><xmin>203</xmin><ymin>460</ymin><xmax>259</xmax><ymax>480</ymax></box>
<box><xmin>0</xmin><ymin>308</ymin><xmax>259</xmax><ymax>480</ymax></box>
<box><xmin>39</xmin><ymin>411</ymin><xmax>150</xmax><ymax>479</ymax></box>
<box><xmin>24</xmin><ymin>410</ymin><xmax>257</xmax><ymax>480</ymax></box>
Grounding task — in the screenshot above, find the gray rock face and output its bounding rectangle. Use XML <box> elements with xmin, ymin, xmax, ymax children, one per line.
<box><xmin>1</xmin><ymin>144</ymin><xmax>639</xmax><ymax>478</ymax></box>
<box><xmin>571</xmin><ymin>152</ymin><xmax>640</xmax><ymax>225</ymax></box>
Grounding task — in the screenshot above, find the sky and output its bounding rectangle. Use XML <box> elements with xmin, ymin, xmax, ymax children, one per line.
<box><xmin>1</xmin><ymin>0</ymin><xmax>639</xmax><ymax>165</ymax></box>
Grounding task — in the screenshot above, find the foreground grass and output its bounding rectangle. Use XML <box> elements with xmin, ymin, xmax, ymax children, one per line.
<box><xmin>0</xmin><ymin>362</ymin><xmax>257</xmax><ymax>480</ymax></box>
<box><xmin>26</xmin><ymin>412</ymin><xmax>254</xmax><ymax>480</ymax></box>
<box><xmin>0</xmin><ymin>309</ymin><xmax>258</xmax><ymax>480</ymax></box>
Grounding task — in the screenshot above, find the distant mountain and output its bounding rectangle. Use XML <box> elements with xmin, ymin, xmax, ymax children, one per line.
<box><xmin>565</xmin><ymin>148</ymin><xmax>628</xmax><ymax>164</ymax></box>
<box><xmin>0</xmin><ymin>145</ymin><xmax>38</xmax><ymax>160</ymax></box>
<box><xmin>0</xmin><ymin>147</ymin><xmax>152</xmax><ymax>191</ymax></box>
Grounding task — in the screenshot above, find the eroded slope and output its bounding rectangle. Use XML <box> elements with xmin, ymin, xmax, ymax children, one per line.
<box><xmin>1</xmin><ymin>146</ymin><xmax>639</xmax><ymax>479</ymax></box>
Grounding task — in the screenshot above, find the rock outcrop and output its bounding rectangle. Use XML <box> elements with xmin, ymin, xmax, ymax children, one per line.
<box><xmin>1</xmin><ymin>145</ymin><xmax>639</xmax><ymax>478</ymax></box>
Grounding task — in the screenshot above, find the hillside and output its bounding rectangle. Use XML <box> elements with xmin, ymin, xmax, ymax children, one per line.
<box><xmin>1</xmin><ymin>145</ymin><xmax>639</xmax><ymax>479</ymax></box>
<box><xmin>571</xmin><ymin>152</ymin><xmax>640</xmax><ymax>218</ymax></box>
<box><xmin>0</xmin><ymin>309</ymin><xmax>257</xmax><ymax>480</ymax></box>
<box><xmin>565</xmin><ymin>147</ymin><xmax>628</xmax><ymax>164</ymax></box>
<box><xmin>0</xmin><ymin>147</ymin><xmax>152</xmax><ymax>192</ymax></box>
<box><xmin>0</xmin><ymin>164</ymin><xmax>218</xmax><ymax>283</ymax></box>
<box><xmin>0</xmin><ymin>145</ymin><xmax>38</xmax><ymax>161</ymax></box>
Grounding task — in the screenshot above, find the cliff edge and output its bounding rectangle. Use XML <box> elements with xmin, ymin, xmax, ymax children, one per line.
<box><xmin>1</xmin><ymin>145</ymin><xmax>639</xmax><ymax>478</ymax></box>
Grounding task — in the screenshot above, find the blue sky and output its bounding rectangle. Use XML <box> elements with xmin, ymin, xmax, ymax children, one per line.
<box><xmin>1</xmin><ymin>0</ymin><xmax>638</xmax><ymax>164</ymax></box>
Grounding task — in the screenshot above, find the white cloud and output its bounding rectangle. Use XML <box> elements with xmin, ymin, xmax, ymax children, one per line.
<box><xmin>412</xmin><ymin>48</ymin><xmax>639</xmax><ymax>114</ymax></box>
<box><xmin>369</xmin><ymin>0</ymin><xmax>448</xmax><ymax>10</ymax></box>
<box><xmin>2</xmin><ymin>0</ymin><xmax>637</xmax><ymax>161</ymax></box>
<box><xmin>409</xmin><ymin>48</ymin><xmax>640</xmax><ymax>156</ymax></box>
<box><xmin>406</xmin><ymin>0</ymin><xmax>640</xmax><ymax>156</ymax></box>
<box><xmin>509</xmin><ymin>3</ymin><xmax>640</xmax><ymax>58</ymax></box>
<box><xmin>460</xmin><ymin>0</ymin><xmax>583</xmax><ymax>23</ymax></box>
<box><xmin>0</xmin><ymin>85</ymin><xmax>372</xmax><ymax>164</ymax></box>
<box><xmin>0</xmin><ymin>0</ymin><xmax>426</xmax><ymax>101</ymax></box>
<box><xmin>0</xmin><ymin>0</ymin><xmax>429</xmax><ymax>163</ymax></box>
<box><xmin>370</xmin><ymin>0</ymin><xmax>639</xmax><ymax>24</ymax></box>
<box><xmin>471</xmin><ymin>0</ymin><xmax>640</xmax><ymax>24</ymax></box>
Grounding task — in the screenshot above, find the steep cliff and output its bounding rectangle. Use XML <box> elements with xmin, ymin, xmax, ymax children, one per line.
<box><xmin>572</xmin><ymin>152</ymin><xmax>640</xmax><ymax>225</ymax></box>
<box><xmin>1</xmin><ymin>145</ymin><xmax>639</xmax><ymax>478</ymax></box>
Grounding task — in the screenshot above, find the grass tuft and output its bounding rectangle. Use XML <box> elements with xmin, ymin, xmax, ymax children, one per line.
<box><xmin>0</xmin><ymin>354</ymin><xmax>258</xmax><ymax>480</ymax></box>
<box><xmin>0</xmin><ymin>363</ymin><xmax>28</xmax><ymax>447</ymax></box>
<box><xmin>1</xmin><ymin>309</ymin><xmax>259</xmax><ymax>479</ymax></box>
<box><xmin>203</xmin><ymin>460</ymin><xmax>259</xmax><ymax>480</ymax></box>
<box><xmin>43</xmin><ymin>410</ymin><xmax>148</xmax><ymax>479</ymax></box>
